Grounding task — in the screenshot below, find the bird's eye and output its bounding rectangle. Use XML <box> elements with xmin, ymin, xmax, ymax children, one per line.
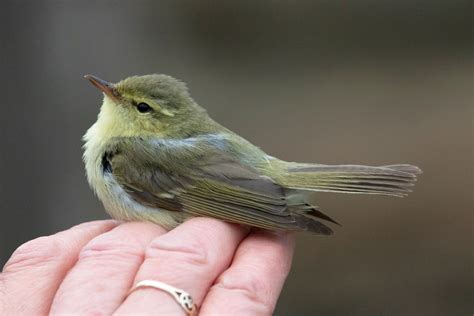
<box><xmin>136</xmin><ymin>102</ymin><xmax>152</xmax><ymax>113</ymax></box>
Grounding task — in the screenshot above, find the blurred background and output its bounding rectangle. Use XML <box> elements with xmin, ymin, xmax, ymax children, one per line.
<box><xmin>0</xmin><ymin>1</ymin><xmax>471</xmax><ymax>315</ymax></box>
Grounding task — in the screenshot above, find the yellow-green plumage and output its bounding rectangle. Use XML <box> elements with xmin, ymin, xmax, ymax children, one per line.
<box><xmin>83</xmin><ymin>74</ymin><xmax>421</xmax><ymax>235</ymax></box>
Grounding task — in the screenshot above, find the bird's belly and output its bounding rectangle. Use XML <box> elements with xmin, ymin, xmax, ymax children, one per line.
<box><xmin>96</xmin><ymin>173</ymin><xmax>188</xmax><ymax>230</ymax></box>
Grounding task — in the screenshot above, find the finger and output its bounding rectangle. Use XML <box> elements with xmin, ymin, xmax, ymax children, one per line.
<box><xmin>1</xmin><ymin>220</ymin><xmax>118</xmax><ymax>315</ymax></box>
<box><xmin>200</xmin><ymin>231</ymin><xmax>295</xmax><ymax>315</ymax></box>
<box><xmin>50</xmin><ymin>222</ymin><xmax>166</xmax><ymax>315</ymax></box>
<box><xmin>115</xmin><ymin>217</ymin><xmax>249</xmax><ymax>315</ymax></box>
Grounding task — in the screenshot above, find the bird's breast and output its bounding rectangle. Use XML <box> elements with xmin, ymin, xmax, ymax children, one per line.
<box><xmin>83</xmin><ymin>124</ymin><xmax>186</xmax><ymax>229</ymax></box>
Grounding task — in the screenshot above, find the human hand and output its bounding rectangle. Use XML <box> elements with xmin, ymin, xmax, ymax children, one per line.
<box><xmin>1</xmin><ymin>218</ymin><xmax>295</xmax><ymax>315</ymax></box>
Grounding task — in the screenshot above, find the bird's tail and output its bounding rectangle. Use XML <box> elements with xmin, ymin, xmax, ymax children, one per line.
<box><xmin>282</xmin><ymin>163</ymin><xmax>422</xmax><ymax>197</ymax></box>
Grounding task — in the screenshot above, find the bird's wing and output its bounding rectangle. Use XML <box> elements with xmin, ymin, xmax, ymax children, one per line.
<box><xmin>107</xmin><ymin>134</ymin><xmax>332</xmax><ymax>233</ymax></box>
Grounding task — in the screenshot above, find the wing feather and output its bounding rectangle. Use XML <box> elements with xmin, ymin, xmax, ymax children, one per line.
<box><xmin>109</xmin><ymin>135</ymin><xmax>332</xmax><ymax>233</ymax></box>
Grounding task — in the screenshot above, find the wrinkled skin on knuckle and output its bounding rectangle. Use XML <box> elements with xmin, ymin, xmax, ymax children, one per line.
<box><xmin>79</xmin><ymin>238</ymin><xmax>144</xmax><ymax>262</ymax></box>
<box><xmin>0</xmin><ymin>274</ymin><xmax>6</xmax><ymax>313</ymax></box>
<box><xmin>2</xmin><ymin>236</ymin><xmax>68</xmax><ymax>273</ymax></box>
<box><xmin>213</xmin><ymin>272</ymin><xmax>273</xmax><ymax>314</ymax></box>
<box><xmin>145</xmin><ymin>238</ymin><xmax>210</xmax><ymax>267</ymax></box>
<box><xmin>243</xmin><ymin>240</ymin><xmax>293</xmax><ymax>274</ymax></box>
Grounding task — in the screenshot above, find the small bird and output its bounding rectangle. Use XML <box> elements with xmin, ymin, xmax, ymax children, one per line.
<box><xmin>83</xmin><ymin>74</ymin><xmax>421</xmax><ymax>235</ymax></box>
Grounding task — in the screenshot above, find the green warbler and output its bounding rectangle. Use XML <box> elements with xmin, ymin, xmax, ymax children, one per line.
<box><xmin>83</xmin><ymin>74</ymin><xmax>421</xmax><ymax>235</ymax></box>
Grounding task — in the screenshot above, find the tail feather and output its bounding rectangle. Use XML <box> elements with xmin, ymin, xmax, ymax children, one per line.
<box><xmin>382</xmin><ymin>164</ymin><xmax>423</xmax><ymax>174</ymax></box>
<box><xmin>283</xmin><ymin>163</ymin><xmax>421</xmax><ymax>197</ymax></box>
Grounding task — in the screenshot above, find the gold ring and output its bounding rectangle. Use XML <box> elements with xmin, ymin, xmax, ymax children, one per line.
<box><xmin>128</xmin><ymin>280</ymin><xmax>198</xmax><ymax>316</ymax></box>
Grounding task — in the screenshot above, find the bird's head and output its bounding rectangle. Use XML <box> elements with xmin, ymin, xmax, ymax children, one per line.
<box><xmin>85</xmin><ymin>74</ymin><xmax>209</xmax><ymax>138</ymax></box>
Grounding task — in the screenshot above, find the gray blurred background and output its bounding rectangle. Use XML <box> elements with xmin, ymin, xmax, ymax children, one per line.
<box><xmin>0</xmin><ymin>1</ymin><xmax>471</xmax><ymax>315</ymax></box>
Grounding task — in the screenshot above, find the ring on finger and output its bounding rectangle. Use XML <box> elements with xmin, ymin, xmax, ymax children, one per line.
<box><xmin>128</xmin><ymin>280</ymin><xmax>198</xmax><ymax>316</ymax></box>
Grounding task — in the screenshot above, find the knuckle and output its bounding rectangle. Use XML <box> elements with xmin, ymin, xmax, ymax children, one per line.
<box><xmin>3</xmin><ymin>236</ymin><xmax>66</xmax><ymax>273</ymax></box>
<box><xmin>0</xmin><ymin>273</ymin><xmax>6</xmax><ymax>298</ymax></box>
<box><xmin>262</xmin><ymin>250</ymin><xmax>292</xmax><ymax>275</ymax></box>
<box><xmin>145</xmin><ymin>238</ymin><xmax>209</xmax><ymax>267</ymax></box>
<box><xmin>213</xmin><ymin>273</ymin><xmax>273</xmax><ymax>313</ymax></box>
<box><xmin>79</xmin><ymin>238</ymin><xmax>144</xmax><ymax>262</ymax></box>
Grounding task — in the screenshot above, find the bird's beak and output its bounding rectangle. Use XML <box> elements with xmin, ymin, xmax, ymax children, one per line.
<box><xmin>84</xmin><ymin>75</ymin><xmax>120</xmax><ymax>101</ymax></box>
